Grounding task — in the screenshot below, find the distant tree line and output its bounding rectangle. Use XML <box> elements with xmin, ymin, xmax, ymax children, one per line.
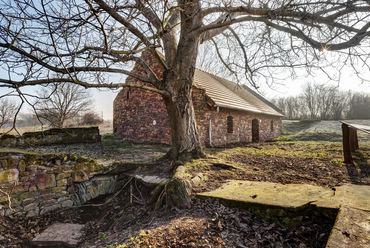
<box><xmin>271</xmin><ymin>82</ymin><xmax>370</xmax><ymax>120</ymax></box>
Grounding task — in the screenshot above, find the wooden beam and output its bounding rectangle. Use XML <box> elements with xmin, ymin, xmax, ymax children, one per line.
<box><xmin>349</xmin><ymin>128</ymin><xmax>358</xmax><ymax>152</ymax></box>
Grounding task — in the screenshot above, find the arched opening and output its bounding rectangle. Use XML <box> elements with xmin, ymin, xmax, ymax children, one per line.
<box><xmin>252</xmin><ymin>119</ymin><xmax>259</xmax><ymax>142</ymax></box>
<box><xmin>227</xmin><ymin>116</ymin><xmax>233</xmax><ymax>134</ymax></box>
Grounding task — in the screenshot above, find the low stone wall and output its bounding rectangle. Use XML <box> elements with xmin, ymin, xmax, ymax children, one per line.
<box><xmin>0</xmin><ymin>127</ymin><xmax>101</xmax><ymax>147</ymax></box>
<box><xmin>0</xmin><ymin>149</ymin><xmax>121</xmax><ymax>217</ymax></box>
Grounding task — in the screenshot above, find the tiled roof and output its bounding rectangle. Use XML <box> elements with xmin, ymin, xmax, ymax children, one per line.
<box><xmin>193</xmin><ymin>69</ymin><xmax>284</xmax><ymax>117</ymax></box>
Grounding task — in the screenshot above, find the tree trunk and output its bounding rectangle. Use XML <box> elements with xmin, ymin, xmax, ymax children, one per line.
<box><xmin>163</xmin><ymin>91</ymin><xmax>205</xmax><ymax>160</ymax></box>
<box><xmin>160</xmin><ymin>2</ymin><xmax>205</xmax><ymax>160</ymax></box>
<box><xmin>156</xmin><ymin>0</ymin><xmax>204</xmax><ymax>208</ymax></box>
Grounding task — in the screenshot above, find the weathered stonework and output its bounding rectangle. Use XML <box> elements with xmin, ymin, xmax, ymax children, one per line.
<box><xmin>0</xmin><ymin>150</ymin><xmax>121</xmax><ymax>217</ymax></box>
<box><xmin>0</xmin><ymin>127</ymin><xmax>101</xmax><ymax>147</ymax></box>
<box><xmin>113</xmin><ymin>51</ymin><xmax>282</xmax><ymax>146</ymax></box>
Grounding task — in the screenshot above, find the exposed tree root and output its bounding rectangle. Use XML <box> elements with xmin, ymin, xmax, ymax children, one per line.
<box><xmin>151</xmin><ymin>166</ymin><xmax>205</xmax><ymax>210</ymax></box>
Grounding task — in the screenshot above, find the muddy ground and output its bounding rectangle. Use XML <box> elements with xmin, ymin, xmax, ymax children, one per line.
<box><xmin>1</xmin><ymin>133</ymin><xmax>370</xmax><ymax>247</ymax></box>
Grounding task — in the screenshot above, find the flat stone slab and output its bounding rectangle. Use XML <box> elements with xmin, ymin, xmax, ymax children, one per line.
<box><xmin>32</xmin><ymin>223</ymin><xmax>85</xmax><ymax>247</ymax></box>
<box><xmin>198</xmin><ymin>180</ymin><xmax>370</xmax><ymax>247</ymax></box>
<box><xmin>133</xmin><ymin>174</ymin><xmax>170</xmax><ymax>184</ymax></box>
<box><xmin>326</xmin><ymin>206</ymin><xmax>370</xmax><ymax>247</ymax></box>
<box><xmin>198</xmin><ymin>180</ymin><xmax>370</xmax><ymax>212</ymax></box>
<box><xmin>198</xmin><ymin>180</ymin><xmax>334</xmax><ymax>210</ymax></box>
<box><xmin>316</xmin><ymin>184</ymin><xmax>370</xmax><ymax>211</ymax></box>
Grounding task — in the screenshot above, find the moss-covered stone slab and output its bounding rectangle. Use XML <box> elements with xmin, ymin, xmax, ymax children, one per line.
<box><xmin>316</xmin><ymin>184</ymin><xmax>370</xmax><ymax>211</ymax></box>
<box><xmin>326</xmin><ymin>206</ymin><xmax>370</xmax><ymax>248</ymax></box>
<box><xmin>198</xmin><ymin>180</ymin><xmax>334</xmax><ymax>210</ymax></box>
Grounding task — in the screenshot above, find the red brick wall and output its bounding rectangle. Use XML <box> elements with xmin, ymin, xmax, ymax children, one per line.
<box><xmin>114</xmin><ymin>86</ymin><xmax>282</xmax><ymax>146</ymax></box>
<box><xmin>113</xmin><ymin>51</ymin><xmax>172</xmax><ymax>144</ymax></box>
<box><xmin>197</xmin><ymin>107</ymin><xmax>282</xmax><ymax>147</ymax></box>
<box><xmin>113</xmin><ymin>87</ymin><xmax>171</xmax><ymax>144</ymax></box>
<box><xmin>113</xmin><ymin>51</ymin><xmax>282</xmax><ymax>146</ymax></box>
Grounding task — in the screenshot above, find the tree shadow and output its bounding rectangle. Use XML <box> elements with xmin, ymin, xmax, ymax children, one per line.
<box><xmin>346</xmin><ymin>151</ymin><xmax>370</xmax><ymax>184</ymax></box>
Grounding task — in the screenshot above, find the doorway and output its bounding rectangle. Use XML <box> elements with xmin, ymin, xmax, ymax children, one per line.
<box><xmin>252</xmin><ymin>119</ymin><xmax>259</xmax><ymax>142</ymax></box>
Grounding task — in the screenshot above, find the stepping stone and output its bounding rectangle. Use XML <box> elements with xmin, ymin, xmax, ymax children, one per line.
<box><xmin>32</xmin><ymin>223</ymin><xmax>85</xmax><ymax>248</ymax></box>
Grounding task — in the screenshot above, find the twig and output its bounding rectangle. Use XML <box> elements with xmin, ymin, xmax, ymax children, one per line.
<box><xmin>130</xmin><ymin>181</ymin><xmax>133</xmax><ymax>204</ymax></box>
<box><xmin>135</xmin><ymin>179</ymin><xmax>146</xmax><ymax>204</ymax></box>
<box><xmin>0</xmin><ymin>188</ymin><xmax>13</xmax><ymax>210</ymax></box>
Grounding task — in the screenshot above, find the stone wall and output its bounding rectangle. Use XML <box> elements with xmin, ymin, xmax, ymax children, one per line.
<box><xmin>0</xmin><ymin>150</ymin><xmax>121</xmax><ymax>217</ymax></box>
<box><xmin>0</xmin><ymin>127</ymin><xmax>101</xmax><ymax>147</ymax></box>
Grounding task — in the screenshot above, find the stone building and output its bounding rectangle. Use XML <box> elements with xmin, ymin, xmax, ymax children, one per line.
<box><xmin>113</xmin><ymin>53</ymin><xmax>283</xmax><ymax>147</ymax></box>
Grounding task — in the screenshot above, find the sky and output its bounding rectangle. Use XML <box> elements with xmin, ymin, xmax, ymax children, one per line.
<box><xmin>262</xmin><ymin>70</ymin><xmax>370</xmax><ymax>100</ymax></box>
<box><xmin>2</xmin><ymin>64</ymin><xmax>370</xmax><ymax>122</ymax></box>
<box><xmin>92</xmin><ymin>64</ymin><xmax>370</xmax><ymax>120</ymax></box>
<box><xmin>92</xmin><ymin>88</ymin><xmax>120</xmax><ymax>121</ymax></box>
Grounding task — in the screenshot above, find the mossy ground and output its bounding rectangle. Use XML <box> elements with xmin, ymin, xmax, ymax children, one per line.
<box><xmin>185</xmin><ymin>137</ymin><xmax>370</xmax><ymax>192</ymax></box>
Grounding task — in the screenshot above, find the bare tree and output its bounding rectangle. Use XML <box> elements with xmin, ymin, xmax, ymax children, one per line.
<box><xmin>347</xmin><ymin>92</ymin><xmax>370</xmax><ymax>119</ymax></box>
<box><xmin>34</xmin><ymin>83</ymin><xmax>94</xmax><ymax>128</ymax></box>
<box><xmin>272</xmin><ymin>84</ymin><xmax>349</xmax><ymax>120</ymax></box>
<box><xmin>331</xmin><ymin>91</ymin><xmax>347</xmax><ymax>120</ymax></box>
<box><xmin>1</xmin><ymin>0</ymin><xmax>370</xmax><ymax>160</ymax></box>
<box><xmin>0</xmin><ymin>98</ymin><xmax>17</xmax><ymax>129</ymax></box>
<box><xmin>81</xmin><ymin>111</ymin><xmax>103</xmax><ymax>126</ymax></box>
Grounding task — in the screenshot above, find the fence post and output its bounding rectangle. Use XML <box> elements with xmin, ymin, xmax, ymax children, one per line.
<box><xmin>342</xmin><ymin>123</ymin><xmax>353</xmax><ymax>163</ymax></box>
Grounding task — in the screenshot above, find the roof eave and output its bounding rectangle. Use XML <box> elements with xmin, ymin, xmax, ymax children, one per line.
<box><xmin>215</xmin><ymin>104</ymin><xmax>284</xmax><ymax>117</ymax></box>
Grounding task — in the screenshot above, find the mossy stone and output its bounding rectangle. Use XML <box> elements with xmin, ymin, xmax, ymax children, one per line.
<box><xmin>72</xmin><ymin>170</ymin><xmax>89</xmax><ymax>182</ymax></box>
<box><xmin>0</xmin><ymin>169</ymin><xmax>19</xmax><ymax>183</ymax></box>
<box><xmin>18</xmin><ymin>160</ymin><xmax>26</xmax><ymax>172</ymax></box>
